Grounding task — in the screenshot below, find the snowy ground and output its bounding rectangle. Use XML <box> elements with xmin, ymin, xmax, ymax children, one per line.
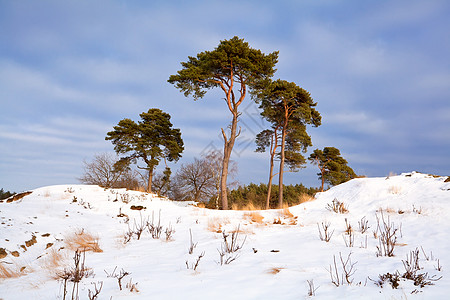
<box><xmin>0</xmin><ymin>172</ymin><xmax>449</xmax><ymax>299</ymax></box>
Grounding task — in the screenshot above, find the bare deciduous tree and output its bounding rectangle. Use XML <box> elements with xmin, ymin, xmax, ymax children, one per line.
<box><xmin>79</xmin><ymin>152</ymin><xmax>140</xmax><ymax>189</ymax></box>
<box><xmin>172</xmin><ymin>150</ymin><xmax>237</xmax><ymax>205</ymax></box>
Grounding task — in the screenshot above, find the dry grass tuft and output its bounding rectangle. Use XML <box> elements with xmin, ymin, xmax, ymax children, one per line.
<box><xmin>377</xmin><ymin>207</ymin><xmax>397</xmax><ymax>214</ymax></box>
<box><xmin>231</xmin><ymin>202</ymin><xmax>262</xmax><ymax>211</ymax></box>
<box><xmin>298</xmin><ymin>193</ymin><xmax>315</xmax><ymax>203</ymax></box>
<box><xmin>65</xmin><ymin>229</ymin><xmax>103</xmax><ymax>253</ymax></box>
<box><xmin>278</xmin><ymin>208</ymin><xmax>297</xmax><ymax>225</ymax></box>
<box><xmin>195</xmin><ymin>202</ymin><xmax>206</xmax><ymax>208</ymax></box>
<box><xmin>388</xmin><ymin>185</ymin><xmax>402</xmax><ymax>194</ymax></box>
<box><xmin>281</xmin><ymin>208</ymin><xmax>294</xmax><ymax>218</ymax></box>
<box><xmin>0</xmin><ymin>262</ymin><xmax>27</xmax><ymax>279</ymax></box>
<box><xmin>244</xmin><ymin>212</ymin><xmax>265</xmax><ymax>224</ymax></box>
<box><xmin>207</xmin><ymin>217</ymin><xmax>230</xmax><ymax>233</ymax></box>
<box><xmin>41</xmin><ymin>248</ymin><xmax>68</xmax><ymax>272</ymax></box>
<box><xmin>267</xmin><ymin>267</ymin><xmax>284</xmax><ymax>274</ymax></box>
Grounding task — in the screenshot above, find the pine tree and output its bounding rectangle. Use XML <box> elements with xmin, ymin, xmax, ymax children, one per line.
<box><xmin>254</xmin><ymin>79</ymin><xmax>321</xmax><ymax>208</ymax></box>
<box><xmin>308</xmin><ymin>147</ymin><xmax>357</xmax><ymax>192</ymax></box>
<box><xmin>105</xmin><ymin>108</ymin><xmax>184</xmax><ymax>193</ymax></box>
<box><xmin>169</xmin><ymin>36</ymin><xmax>278</xmax><ymax>209</ymax></box>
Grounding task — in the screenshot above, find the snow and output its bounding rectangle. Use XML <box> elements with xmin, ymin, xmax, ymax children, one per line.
<box><xmin>1</xmin><ymin>172</ymin><xmax>449</xmax><ymax>299</ymax></box>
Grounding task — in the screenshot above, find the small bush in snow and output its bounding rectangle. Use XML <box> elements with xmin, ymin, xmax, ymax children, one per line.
<box><xmin>358</xmin><ymin>216</ymin><xmax>370</xmax><ymax>233</ymax></box>
<box><xmin>186</xmin><ymin>251</ymin><xmax>205</xmax><ymax>271</ymax></box>
<box><xmin>147</xmin><ymin>210</ymin><xmax>163</xmax><ymax>239</ymax></box>
<box><xmin>326</xmin><ymin>198</ymin><xmax>348</xmax><ymax>214</ymax></box>
<box><xmin>375</xmin><ymin>212</ymin><xmax>398</xmax><ymax>257</ymax></box>
<box><xmin>165</xmin><ymin>224</ymin><xmax>175</xmax><ymax>241</ymax></box>
<box><xmin>104</xmin><ymin>266</ymin><xmax>130</xmax><ymax>291</ymax></box>
<box><xmin>328</xmin><ymin>252</ymin><xmax>357</xmax><ymax>287</ymax></box>
<box><xmin>188</xmin><ymin>228</ymin><xmax>197</xmax><ymax>254</ymax></box>
<box><xmin>373</xmin><ymin>247</ymin><xmax>442</xmax><ymax>290</ymax></box>
<box><xmin>57</xmin><ymin>250</ymin><xmax>94</xmax><ymax>300</ymax></box>
<box><xmin>87</xmin><ymin>281</ymin><xmax>103</xmax><ymax>300</ymax></box>
<box><xmin>307</xmin><ymin>279</ymin><xmax>319</xmax><ymax>296</ymax></box>
<box><xmin>217</xmin><ymin>225</ymin><xmax>246</xmax><ymax>265</ymax></box>
<box><xmin>317</xmin><ymin>222</ymin><xmax>334</xmax><ymax>242</ymax></box>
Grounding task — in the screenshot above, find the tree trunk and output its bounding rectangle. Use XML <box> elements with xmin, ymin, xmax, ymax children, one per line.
<box><xmin>219</xmin><ymin>112</ymin><xmax>238</xmax><ymax>210</ymax></box>
<box><xmin>278</xmin><ymin>126</ymin><xmax>287</xmax><ymax>208</ymax></box>
<box><xmin>147</xmin><ymin>168</ymin><xmax>153</xmax><ymax>193</ymax></box>
<box><xmin>321</xmin><ymin>171</ymin><xmax>325</xmax><ymax>192</ymax></box>
<box><xmin>265</xmin><ymin>153</ymin><xmax>275</xmax><ymax>209</ymax></box>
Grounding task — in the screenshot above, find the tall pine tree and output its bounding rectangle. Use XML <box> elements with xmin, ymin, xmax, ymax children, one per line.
<box><xmin>169</xmin><ymin>36</ymin><xmax>278</xmax><ymax>209</ymax></box>
<box><xmin>254</xmin><ymin>79</ymin><xmax>321</xmax><ymax>208</ymax></box>
<box><xmin>106</xmin><ymin>108</ymin><xmax>184</xmax><ymax>193</ymax></box>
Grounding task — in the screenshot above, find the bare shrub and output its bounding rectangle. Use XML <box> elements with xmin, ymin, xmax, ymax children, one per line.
<box><xmin>402</xmin><ymin>248</ymin><xmax>420</xmax><ymax>279</ymax></box>
<box><xmin>317</xmin><ymin>222</ymin><xmax>334</xmax><ymax>242</ymax></box>
<box><xmin>87</xmin><ymin>281</ymin><xmax>103</xmax><ymax>300</ymax></box>
<box><xmin>358</xmin><ymin>216</ymin><xmax>370</xmax><ymax>233</ymax></box>
<box><xmin>188</xmin><ymin>229</ymin><xmax>197</xmax><ymax>255</ymax></box>
<box><xmin>328</xmin><ymin>252</ymin><xmax>357</xmax><ymax>286</ymax></box>
<box><xmin>56</xmin><ymin>250</ymin><xmax>94</xmax><ymax>300</ymax></box>
<box><xmin>104</xmin><ymin>266</ymin><xmax>130</xmax><ymax>291</ymax></box>
<box><xmin>165</xmin><ymin>224</ymin><xmax>175</xmax><ymax>241</ymax></box>
<box><xmin>375</xmin><ymin>213</ymin><xmax>398</xmax><ymax>257</ymax></box>
<box><xmin>65</xmin><ymin>229</ymin><xmax>102</xmax><ymax>253</ymax></box>
<box><xmin>343</xmin><ymin>218</ymin><xmax>354</xmax><ymax>247</ymax></box>
<box><xmin>307</xmin><ymin>279</ymin><xmax>319</xmax><ymax>296</ymax></box>
<box><xmin>373</xmin><ymin>248</ymin><xmax>442</xmax><ymax>290</ymax></box>
<box><xmin>220</xmin><ymin>225</ymin><xmax>246</xmax><ymax>254</ymax></box>
<box><xmin>126</xmin><ymin>278</ymin><xmax>139</xmax><ymax>292</ymax></box>
<box><xmin>147</xmin><ymin>210</ymin><xmax>163</xmax><ymax>239</ymax></box>
<box><xmin>186</xmin><ymin>251</ymin><xmax>205</xmax><ymax>271</ymax></box>
<box><xmin>435</xmin><ymin>260</ymin><xmax>443</xmax><ymax>272</ymax></box>
<box><xmin>217</xmin><ymin>225</ymin><xmax>246</xmax><ymax>265</ymax></box>
<box><xmin>343</xmin><ymin>232</ymin><xmax>355</xmax><ymax>248</ymax></box>
<box><xmin>133</xmin><ymin>214</ymin><xmax>148</xmax><ymax>240</ymax></box>
<box><xmin>123</xmin><ymin>227</ymin><xmax>134</xmax><ymax>244</ymax></box>
<box><xmin>326</xmin><ymin>198</ymin><xmax>348</xmax><ymax>214</ymax></box>
<box><xmin>372</xmin><ymin>272</ymin><xmax>401</xmax><ymax>289</ymax></box>
<box><xmin>401</xmin><ymin>248</ymin><xmax>442</xmax><ymax>287</ymax></box>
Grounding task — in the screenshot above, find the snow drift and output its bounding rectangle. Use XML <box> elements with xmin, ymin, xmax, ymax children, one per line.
<box><xmin>0</xmin><ymin>172</ymin><xmax>449</xmax><ymax>299</ymax></box>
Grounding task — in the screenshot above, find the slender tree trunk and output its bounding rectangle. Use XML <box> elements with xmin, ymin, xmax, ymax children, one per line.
<box><xmin>147</xmin><ymin>168</ymin><xmax>153</xmax><ymax>193</ymax></box>
<box><xmin>321</xmin><ymin>171</ymin><xmax>325</xmax><ymax>192</ymax></box>
<box><xmin>220</xmin><ymin>112</ymin><xmax>238</xmax><ymax>210</ymax></box>
<box><xmin>266</xmin><ymin>154</ymin><xmax>275</xmax><ymax>209</ymax></box>
<box><xmin>278</xmin><ymin>125</ymin><xmax>287</xmax><ymax>208</ymax></box>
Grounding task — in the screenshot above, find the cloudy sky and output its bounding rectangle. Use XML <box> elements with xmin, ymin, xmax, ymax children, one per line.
<box><xmin>1</xmin><ymin>0</ymin><xmax>449</xmax><ymax>193</ymax></box>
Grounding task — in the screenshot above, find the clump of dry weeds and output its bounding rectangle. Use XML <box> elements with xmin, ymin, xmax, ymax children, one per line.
<box><xmin>65</xmin><ymin>229</ymin><xmax>102</xmax><ymax>253</ymax></box>
<box><xmin>0</xmin><ymin>262</ymin><xmax>28</xmax><ymax>279</ymax></box>
<box><xmin>244</xmin><ymin>212</ymin><xmax>265</xmax><ymax>224</ymax></box>
<box><xmin>207</xmin><ymin>217</ymin><xmax>230</xmax><ymax>233</ymax></box>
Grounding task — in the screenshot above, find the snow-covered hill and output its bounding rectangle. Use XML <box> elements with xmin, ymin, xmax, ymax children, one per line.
<box><xmin>1</xmin><ymin>172</ymin><xmax>449</xmax><ymax>299</ymax></box>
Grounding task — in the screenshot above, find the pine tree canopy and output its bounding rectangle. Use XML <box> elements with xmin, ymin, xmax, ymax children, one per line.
<box><xmin>168</xmin><ymin>36</ymin><xmax>279</xmax><ymax>101</ymax></box>
<box><xmin>255</xmin><ymin>79</ymin><xmax>322</xmax><ymax>171</ymax></box>
<box><xmin>308</xmin><ymin>146</ymin><xmax>357</xmax><ymax>190</ymax></box>
<box><xmin>105</xmin><ymin>108</ymin><xmax>184</xmax><ymax>172</ymax></box>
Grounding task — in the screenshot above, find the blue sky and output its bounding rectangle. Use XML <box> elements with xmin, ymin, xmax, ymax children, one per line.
<box><xmin>1</xmin><ymin>0</ymin><xmax>449</xmax><ymax>193</ymax></box>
